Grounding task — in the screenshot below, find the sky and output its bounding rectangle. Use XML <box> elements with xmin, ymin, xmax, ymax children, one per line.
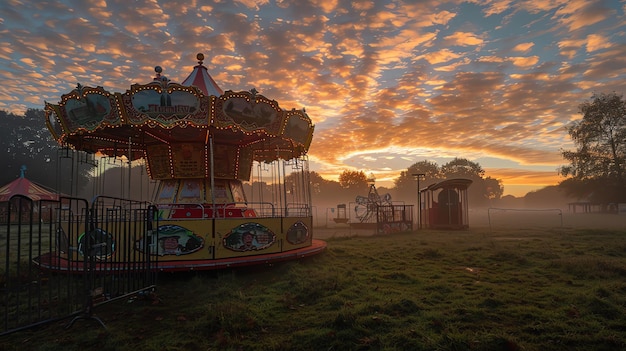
<box><xmin>1</xmin><ymin>0</ymin><xmax>625</xmax><ymax>197</ymax></box>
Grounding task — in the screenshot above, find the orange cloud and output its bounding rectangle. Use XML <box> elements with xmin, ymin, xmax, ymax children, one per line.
<box><xmin>512</xmin><ymin>42</ymin><xmax>534</xmax><ymax>53</ymax></box>
<box><xmin>510</xmin><ymin>56</ymin><xmax>539</xmax><ymax>68</ymax></box>
<box><xmin>554</xmin><ymin>0</ymin><xmax>614</xmax><ymax>31</ymax></box>
<box><xmin>421</xmin><ymin>49</ymin><xmax>462</xmax><ymax>65</ymax></box>
<box><xmin>1</xmin><ymin>0</ymin><xmax>624</xmax><ymax>198</ymax></box>
<box><xmin>443</xmin><ymin>32</ymin><xmax>484</xmax><ymax>46</ymax></box>
<box><xmin>585</xmin><ymin>33</ymin><xmax>612</xmax><ymax>52</ymax></box>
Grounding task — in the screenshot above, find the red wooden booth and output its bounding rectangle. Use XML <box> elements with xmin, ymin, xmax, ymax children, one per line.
<box><xmin>421</xmin><ymin>178</ymin><xmax>472</xmax><ymax>230</ymax></box>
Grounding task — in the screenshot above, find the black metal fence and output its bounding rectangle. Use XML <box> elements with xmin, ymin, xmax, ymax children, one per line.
<box><xmin>1</xmin><ymin>195</ymin><xmax>158</xmax><ymax>335</ymax></box>
<box><xmin>376</xmin><ymin>204</ymin><xmax>414</xmax><ymax>235</ymax></box>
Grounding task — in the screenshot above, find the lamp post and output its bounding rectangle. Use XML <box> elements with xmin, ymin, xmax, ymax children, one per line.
<box><xmin>412</xmin><ymin>173</ymin><xmax>425</xmax><ymax>229</ymax></box>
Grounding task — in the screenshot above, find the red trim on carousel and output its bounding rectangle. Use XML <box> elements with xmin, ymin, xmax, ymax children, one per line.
<box><xmin>33</xmin><ymin>239</ymin><xmax>327</xmax><ymax>273</ymax></box>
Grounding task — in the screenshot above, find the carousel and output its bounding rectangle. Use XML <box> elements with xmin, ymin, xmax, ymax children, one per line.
<box><xmin>38</xmin><ymin>53</ymin><xmax>326</xmax><ymax>272</ymax></box>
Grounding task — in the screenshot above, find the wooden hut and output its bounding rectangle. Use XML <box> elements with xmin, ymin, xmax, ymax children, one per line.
<box><xmin>421</xmin><ymin>178</ymin><xmax>472</xmax><ymax>229</ymax></box>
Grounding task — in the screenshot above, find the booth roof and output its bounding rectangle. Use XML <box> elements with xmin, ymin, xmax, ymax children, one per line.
<box><xmin>423</xmin><ymin>178</ymin><xmax>473</xmax><ymax>192</ymax></box>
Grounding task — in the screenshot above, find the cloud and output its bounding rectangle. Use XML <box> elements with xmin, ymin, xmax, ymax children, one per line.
<box><xmin>554</xmin><ymin>0</ymin><xmax>615</xmax><ymax>31</ymax></box>
<box><xmin>234</xmin><ymin>0</ymin><xmax>271</xmax><ymax>11</ymax></box>
<box><xmin>443</xmin><ymin>32</ymin><xmax>484</xmax><ymax>46</ymax></box>
<box><xmin>585</xmin><ymin>33</ymin><xmax>612</xmax><ymax>52</ymax></box>
<box><xmin>420</xmin><ymin>48</ymin><xmax>463</xmax><ymax>65</ymax></box>
<box><xmin>423</xmin><ymin>10</ymin><xmax>457</xmax><ymax>26</ymax></box>
<box><xmin>0</xmin><ymin>0</ymin><xmax>624</xmax><ymax>197</ymax></box>
<box><xmin>510</xmin><ymin>55</ymin><xmax>539</xmax><ymax>68</ymax></box>
<box><xmin>481</xmin><ymin>0</ymin><xmax>515</xmax><ymax>16</ymax></box>
<box><xmin>512</xmin><ymin>42</ymin><xmax>534</xmax><ymax>53</ymax></box>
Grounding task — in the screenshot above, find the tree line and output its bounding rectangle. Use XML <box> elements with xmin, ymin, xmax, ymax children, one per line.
<box><xmin>0</xmin><ymin>109</ymin><xmax>92</xmax><ymax>195</ymax></box>
<box><xmin>1</xmin><ymin>92</ymin><xmax>624</xmax><ymax>209</ymax></box>
<box><xmin>559</xmin><ymin>92</ymin><xmax>626</xmax><ymax>207</ymax></box>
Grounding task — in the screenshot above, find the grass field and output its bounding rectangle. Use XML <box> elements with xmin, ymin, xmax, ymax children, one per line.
<box><xmin>1</xmin><ymin>214</ymin><xmax>626</xmax><ymax>350</ymax></box>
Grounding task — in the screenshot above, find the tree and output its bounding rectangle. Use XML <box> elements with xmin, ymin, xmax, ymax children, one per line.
<box><xmin>394</xmin><ymin>160</ymin><xmax>441</xmax><ymax>189</ymax></box>
<box><xmin>307</xmin><ymin>171</ymin><xmax>345</xmax><ymax>208</ymax></box>
<box><xmin>481</xmin><ymin>176</ymin><xmax>503</xmax><ymax>203</ymax></box>
<box><xmin>307</xmin><ymin>171</ymin><xmax>328</xmax><ymax>196</ymax></box>
<box><xmin>0</xmin><ymin>109</ymin><xmax>95</xmax><ymax>194</ymax></box>
<box><xmin>441</xmin><ymin>158</ymin><xmax>485</xmax><ymax>180</ymax></box>
<box><xmin>393</xmin><ymin>160</ymin><xmax>442</xmax><ymax>202</ymax></box>
<box><xmin>524</xmin><ymin>185</ymin><xmax>574</xmax><ymax>208</ymax></box>
<box><xmin>79</xmin><ymin>162</ymin><xmax>156</xmax><ymax>201</ymax></box>
<box><xmin>392</xmin><ymin>158</ymin><xmax>503</xmax><ymax>206</ymax></box>
<box><xmin>338</xmin><ymin>170</ymin><xmax>369</xmax><ymax>191</ymax></box>
<box><xmin>440</xmin><ymin>158</ymin><xmax>502</xmax><ymax>206</ymax></box>
<box><xmin>559</xmin><ymin>92</ymin><xmax>626</xmax><ymax>203</ymax></box>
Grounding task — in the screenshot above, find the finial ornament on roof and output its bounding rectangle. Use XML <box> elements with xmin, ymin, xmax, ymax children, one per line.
<box><xmin>154</xmin><ymin>65</ymin><xmax>169</xmax><ymax>86</ymax></box>
<box><xmin>197</xmin><ymin>53</ymin><xmax>204</xmax><ymax>65</ymax></box>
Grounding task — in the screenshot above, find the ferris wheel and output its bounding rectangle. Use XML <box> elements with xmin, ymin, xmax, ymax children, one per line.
<box><xmin>354</xmin><ymin>183</ymin><xmax>392</xmax><ymax>223</ymax></box>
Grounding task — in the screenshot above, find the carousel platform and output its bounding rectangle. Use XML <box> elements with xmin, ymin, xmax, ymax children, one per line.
<box><xmin>34</xmin><ymin>239</ymin><xmax>327</xmax><ymax>273</ymax></box>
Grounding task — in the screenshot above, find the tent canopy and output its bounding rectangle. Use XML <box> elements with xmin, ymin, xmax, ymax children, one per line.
<box><xmin>0</xmin><ymin>177</ymin><xmax>60</xmax><ymax>202</ymax></box>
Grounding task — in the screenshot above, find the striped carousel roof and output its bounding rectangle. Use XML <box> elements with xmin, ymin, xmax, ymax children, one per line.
<box><xmin>181</xmin><ymin>53</ymin><xmax>224</xmax><ymax>97</ymax></box>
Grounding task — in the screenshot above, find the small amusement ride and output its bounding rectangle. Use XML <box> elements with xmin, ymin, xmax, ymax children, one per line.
<box><xmin>350</xmin><ymin>176</ymin><xmax>393</xmax><ymax>228</ymax></box>
<box><xmin>38</xmin><ymin>53</ymin><xmax>326</xmax><ymax>272</ymax></box>
<box><xmin>332</xmin><ymin>175</ymin><xmax>414</xmax><ymax>234</ymax></box>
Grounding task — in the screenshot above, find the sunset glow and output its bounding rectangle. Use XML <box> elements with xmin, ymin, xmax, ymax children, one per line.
<box><xmin>1</xmin><ymin>0</ymin><xmax>625</xmax><ymax>197</ymax></box>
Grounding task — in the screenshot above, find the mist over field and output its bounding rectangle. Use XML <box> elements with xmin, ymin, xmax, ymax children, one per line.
<box><xmin>67</xmin><ymin>163</ymin><xmax>624</xmax><ymax>234</ymax></box>
<box><xmin>314</xmin><ymin>189</ymin><xmax>625</xmax><ymax>239</ymax></box>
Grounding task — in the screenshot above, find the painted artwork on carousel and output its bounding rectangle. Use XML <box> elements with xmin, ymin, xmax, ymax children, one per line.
<box><xmin>60</xmin><ymin>87</ymin><xmax>120</xmax><ymax>132</ymax></box>
<box><xmin>230</xmin><ymin>180</ymin><xmax>246</xmax><ymax>203</ymax></box>
<box><xmin>176</xmin><ymin>179</ymin><xmax>204</xmax><ymax>203</ymax></box>
<box><xmin>236</xmin><ymin>147</ymin><xmax>253</xmax><ymax>180</ymax></box>
<box><xmin>123</xmin><ymin>84</ymin><xmax>209</xmax><ymax>126</ymax></box>
<box><xmin>223</xmin><ymin>222</ymin><xmax>276</xmax><ymax>252</ymax></box>
<box><xmin>136</xmin><ymin>224</ymin><xmax>204</xmax><ymax>256</ymax></box>
<box><xmin>77</xmin><ymin>228</ymin><xmax>116</xmax><ymax>260</ymax></box>
<box><xmin>146</xmin><ymin>144</ymin><xmax>172</xmax><ymax>179</ymax></box>
<box><xmin>212</xmin><ymin>144</ymin><xmax>237</xmax><ymax>178</ymax></box>
<box><xmin>157</xmin><ymin>180</ymin><xmax>178</xmax><ymax>203</ymax></box>
<box><xmin>216</xmin><ymin>92</ymin><xmax>283</xmax><ymax>134</ymax></box>
<box><xmin>286</xmin><ymin>221</ymin><xmax>309</xmax><ymax>245</ymax></box>
<box><xmin>283</xmin><ymin>111</ymin><xmax>313</xmax><ymax>146</ymax></box>
<box><xmin>44</xmin><ymin>104</ymin><xmax>66</xmax><ymax>140</ymax></box>
<box><xmin>172</xmin><ymin>143</ymin><xmax>206</xmax><ymax>178</ymax></box>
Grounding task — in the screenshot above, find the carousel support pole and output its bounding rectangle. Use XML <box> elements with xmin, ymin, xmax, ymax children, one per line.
<box><xmin>128</xmin><ymin>136</ymin><xmax>132</xmax><ymax>199</ymax></box>
<box><xmin>304</xmin><ymin>158</ymin><xmax>313</xmax><ymax>216</ymax></box>
<box><xmin>209</xmin><ymin>133</ymin><xmax>216</xmax><ymax>218</ymax></box>
<box><xmin>99</xmin><ymin>156</ymin><xmax>107</xmax><ymax>197</ymax></box>
<box><xmin>282</xmin><ymin>159</ymin><xmax>288</xmax><ymax>216</ymax></box>
<box><xmin>72</xmin><ymin>149</ymin><xmax>78</xmax><ymax>197</ymax></box>
<box><xmin>257</xmin><ymin>163</ymin><xmax>262</xmax><ymax>203</ymax></box>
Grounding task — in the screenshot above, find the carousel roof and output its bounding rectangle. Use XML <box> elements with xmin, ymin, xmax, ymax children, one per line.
<box><xmin>181</xmin><ymin>53</ymin><xmax>224</xmax><ymax>97</ymax></box>
<box><xmin>43</xmin><ymin>53</ymin><xmax>314</xmax><ymax>181</ymax></box>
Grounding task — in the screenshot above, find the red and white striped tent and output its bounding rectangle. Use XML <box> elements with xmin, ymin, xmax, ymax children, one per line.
<box><xmin>0</xmin><ymin>176</ymin><xmax>60</xmax><ymax>202</ymax></box>
<box><xmin>181</xmin><ymin>53</ymin><xmax>224</xmax><ymax>96</ymax></box>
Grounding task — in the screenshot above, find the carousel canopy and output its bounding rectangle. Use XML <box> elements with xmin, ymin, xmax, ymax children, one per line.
<box><xmin>43</xmin><ymin>53</ymin><xmax>314</xmax><ymax>181</ymax></box>
<box><xmin>181</xmin><ymin>53</ymin><xmax>224</xmax><ymax>97</ymax></box>
<box><xmin>0</xmin><ymin>175</ymin><xmax>60</xmax><ymax>202</ymax></box>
